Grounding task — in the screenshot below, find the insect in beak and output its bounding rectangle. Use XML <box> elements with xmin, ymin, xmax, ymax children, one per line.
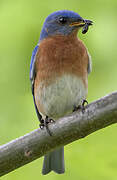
<box><xmin>82</xmin><ymin>19</ymin><xmax>93</xmax><ymax>34</ymax></box>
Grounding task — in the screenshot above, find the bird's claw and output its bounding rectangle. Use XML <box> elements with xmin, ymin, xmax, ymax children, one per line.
<box><xmin>39</xmin><ymin>116</ymin><xmax>55</xmax><ymax>136</ymax></box>
<box><xmin>39</xmin><ymin>123</ymin><xmax>44</xmax><ymax>129</ymax></box>
<box><xmin>45</xmin><ymin>117</ymin><xmax>55</xmax><ymax>124</ymax></box>
<box><xmin>82</xmin><ymin>99</ymin><xmax>88</xmax><ymax>106</ymax></box>
<box><xmin>73</xmin><ymin>105</ymin><xmax>81</xmax><ymax>112</ymax></box>
<box><xmin>81</xmin><ymin>99</ymin><xmax>88</xmax><ymax>113</ymax></box>
<box><xmin>73</xmin><ymin>99</ymin><xmax>88</xmax><ymax>113</ymax></box>
<box><xmin>39</xmin><ymin>119</ymin><xmax>44</xmax><ymax>129</ymax></box>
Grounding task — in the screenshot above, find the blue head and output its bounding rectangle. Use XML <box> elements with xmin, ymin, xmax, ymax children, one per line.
<box><xmin>40</xmin><ymin>10</ymin><xmax>87</xmax><ymax>41</ymax></box>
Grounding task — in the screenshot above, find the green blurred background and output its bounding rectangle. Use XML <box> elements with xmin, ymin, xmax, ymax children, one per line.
<box><xmin>0</xmin><ymin>0</ymin><xmax>117</xmax><ymax>179</ymax></box>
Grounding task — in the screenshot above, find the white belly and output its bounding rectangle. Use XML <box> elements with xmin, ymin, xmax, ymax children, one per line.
<box><xmin>35</xmin><ymin>74</ymin><xmax>87</xmax><ymax>119</ymax></box>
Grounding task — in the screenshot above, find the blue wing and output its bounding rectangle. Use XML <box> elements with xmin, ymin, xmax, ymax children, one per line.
<box><xmin>30</xmin><ymin>45</ymin><xmax>39</xmax><ymax>83</ymax></box>
<box><xmin>30</xmin><ymin>45</ymin><xmax>42</xmax><ymax>121</ymax></box>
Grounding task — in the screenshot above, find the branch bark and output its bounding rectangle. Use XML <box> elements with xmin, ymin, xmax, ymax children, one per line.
<box><xmin>0</xmin><ymin>92</ymin><xmax>117</xmax><ymax>177</ymax></box>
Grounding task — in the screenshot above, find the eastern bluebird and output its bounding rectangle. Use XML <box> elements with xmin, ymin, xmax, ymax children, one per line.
<box><xmin>30</xmin><ymin>10</ymin><xmax>92</xmax><ymax>175</ymax></box>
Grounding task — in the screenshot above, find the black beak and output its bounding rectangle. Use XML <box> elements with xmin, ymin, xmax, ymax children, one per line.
<box><xmin>69</xmin><ymin>19</ymin><xmax>93</xmax><ymax>28</ymax></box>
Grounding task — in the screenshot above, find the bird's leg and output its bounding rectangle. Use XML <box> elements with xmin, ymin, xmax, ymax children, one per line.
<box><xmin>81</xmin><ymin>99</ymin><xmax>88</xmax><ymax>113</ymax></box>
<box><xmin>82</xmin><ymin>99</ymin><xmax>88</xmax><ymax>106</ymax></box>
<box><xmin>44</xmin><ymin>116</ymin><xmax>55</xmax><ymax>136</ymax></box>
<box><xmin>39</xmin><ymin>113</ymin><xmax>55</xmax><ymax>136</ymax></box>
<box><xmin>45</xmin><ymin>116</ymin><xmax>55</xmax><ymax>124</ymax></box>
<box><xmin>73</xmin><ymin>99</ymin><xmax>88</xmax><ymax>113</ymax></box>
<box><xmin>73</xmin><ymin>105</ymin><xmax>81</xmax><ymax>112</ymax></box>
<box><xmin>38</xmin><ymin>113</ymin><xmax>45</xmax><ymax>129</ymax></box>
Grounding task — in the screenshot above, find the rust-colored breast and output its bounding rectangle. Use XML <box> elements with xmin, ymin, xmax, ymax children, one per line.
<box><xmin>34</xmin><ymin>33</ymin><xmax>89</xmax><ymax>90</ymax></box>
<box><xmin>34</xmin><ymin>33</ymin><xmax>89</xmax><ymax>115</ymax></box>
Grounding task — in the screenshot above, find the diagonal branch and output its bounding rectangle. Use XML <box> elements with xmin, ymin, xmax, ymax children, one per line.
<box><xmin>0</xmin><ymin>92</ymin><xmax>117</xmax><ymax>177</ymax></box>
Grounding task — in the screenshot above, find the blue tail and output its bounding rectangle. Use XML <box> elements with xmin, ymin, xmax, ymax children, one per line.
<box><xmin>42</xmin><ymin>147</ymin><xmax>65</xmax><ymax>175</ymax></box>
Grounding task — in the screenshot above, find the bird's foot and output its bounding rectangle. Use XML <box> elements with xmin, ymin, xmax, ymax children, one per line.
<box><xmin>44</xmin><ymin>116</ymin><xmax>55</xmax><ymax>136</ymax></box>
<box><xmin>39</xmin><ymin>116</ymin><xmax>55</xmax><ymax>136</ymax></box>
<box><xmin>73</xmin><ymin>105</ymin><xmax>81</xmax><ymax>112</ymax></box>
<box><xmin>81</xmin><ymin>99</ymin><xmax>88</xmax><ymax>113</ymax></box>
<box><xmin>73</xmin><ymin>99</ymin><xmax>88</xmax><ymax>113</ymax></box>
<box><xmin>39</xmin><ymin>119</ymin><xmax>45</xmax><ymax>129</ymax></box>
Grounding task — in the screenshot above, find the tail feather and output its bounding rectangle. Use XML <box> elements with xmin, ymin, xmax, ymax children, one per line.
<box><xmin>42</xmin><ymin>147</ymin><xmax>65</xmax><ymax>175</ymax></box>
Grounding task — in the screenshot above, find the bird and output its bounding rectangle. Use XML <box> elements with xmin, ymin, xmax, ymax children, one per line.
<box><xmin>30</xmin><ymin>10</ymin><xmax>92</xmax><ymax>175</ymax></box>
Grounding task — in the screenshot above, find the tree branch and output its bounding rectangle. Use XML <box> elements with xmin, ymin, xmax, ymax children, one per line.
<box><xmin>0</xmin><ymin>92</ymin><xmax>117</xmax><ymax>177</ymax></box>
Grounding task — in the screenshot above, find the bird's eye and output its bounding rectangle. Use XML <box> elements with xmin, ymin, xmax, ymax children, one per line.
<box><xmin>59</xmin><ymin>17</ymin><xmax>67</xmax><ymax>24</ymax></box>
